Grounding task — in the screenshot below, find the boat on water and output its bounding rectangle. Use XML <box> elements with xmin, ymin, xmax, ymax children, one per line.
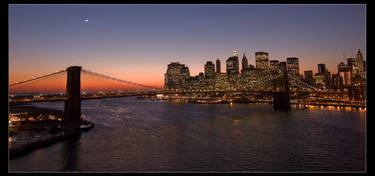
<box><xmin>80</xmin><ymin>123</ymin><xmax>94</xmax><ymax>131</ymax></box>
<box><xmin>80</xmin><ymin>119</ymin><xmax>95</xmax><ymax>131</ymax></box>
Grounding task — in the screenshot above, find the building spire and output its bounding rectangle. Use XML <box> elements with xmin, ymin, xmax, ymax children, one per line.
<box><xmin>233</xmin><ymin>50</ymin><xmax>238</xmax><ymax>57</ymax></box>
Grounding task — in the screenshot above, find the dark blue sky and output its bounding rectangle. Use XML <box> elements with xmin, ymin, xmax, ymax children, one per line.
<box><xmin>9</xmin><ymin>4</ymin><xmax>366</xmax><ymax>85</ymax></box>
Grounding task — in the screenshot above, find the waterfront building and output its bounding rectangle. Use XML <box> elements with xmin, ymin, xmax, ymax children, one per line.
<box><xmin>241</xmin><ymin>67</ymin><xmax>272</xmax><ymax>90</ymax></box>
<box><xmin>349</xmin><ymin>74</ymin><xmax>366</xmax><ymax>101</ymax></box>
<box><xmin>255</xmin><ymin>52</ymin><xmax>269</xmax><ymax>70</ymax></box>
<box><xmin>214</xmin><ymin>72</ymin><xmax>231</xmax><ymax>90</ymax></box>
<box><xmin>216</xmin><ymin>58</ymin><xmax>221</xmax><ymax>73</ymax></box>
<box><xmin>186</xmin><ymin>76</ymin><xmax>203</xmax><ymax>90</ymax></box>
<box><xmin>164</xmin><ymin>62</ymin><xmax>190</xmax><ymax>90</ymax></box>
<box><xmin>227</xmin><ymin>74</ymin><xmax>240</xmax><ymax>90</ymax></box>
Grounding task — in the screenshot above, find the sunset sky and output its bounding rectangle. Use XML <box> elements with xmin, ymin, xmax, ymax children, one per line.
<box><xmin>9</xmin><ymin>4</ymin><xmax>366</xmax><ymax>88</ymax></box>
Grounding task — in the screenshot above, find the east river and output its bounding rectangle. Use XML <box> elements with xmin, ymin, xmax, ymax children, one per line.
<box><xmin>9</xmin><ymin>97</ymin><xmax>366</xmax><ymax>172</ymax></box>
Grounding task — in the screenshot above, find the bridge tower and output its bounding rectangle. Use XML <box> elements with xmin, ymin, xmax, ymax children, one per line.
<box><xmin>64</xmin><ymin>66</ymin><xmax>81</xmax><ymax>134</ymax></box>
<box><xmin>273</xmin><ymin>62</ymin><xmax>291</xmax><ymax>110</ymax></box>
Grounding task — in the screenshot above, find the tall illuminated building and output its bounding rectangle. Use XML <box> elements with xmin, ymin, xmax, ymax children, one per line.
<box><xmin>357</xmin><ymin>49</ymin><xmax>364</xmax><ymax>71</ymax></box>
<box><xmin>204</xmin><ymin>61</ymin><xmax>215</xmax><ymax>79</ymax></box>
<box><xmin>269</xmin><ymin>60</ymin><xmax>280</xmax><ymax>71</ymax></box>
<box><xmin>255</xmin><ymin>52</ymin><xmax>269</xmax><ymax>70</ymax></box>
<box><xmin>287</xmin><ymin>57</ymin><xmax>299</xmax><ymax>75</ymax></box>
<box><xmin>226</xmin><ymin>50</ymin><xmax>240</xmax><ymax>75</ymax></box>
<box><xmin>337</xmin><ymin>62</ymin><xmax>351</xmax><ymax>87</ymax></box>
<box><xmin>356</xmin><ymin>49</ymin><xmax>365</xmax><ymax>78</ymax></box>
<box><xmin>216</xmin><ymin>58</ymin><xmax>221</xmax><ymax>73</ymax></box>
<box><xmin>164</xmin><ymin>62</ymin><xmax>190</xmax><ymax>90</ymax></box>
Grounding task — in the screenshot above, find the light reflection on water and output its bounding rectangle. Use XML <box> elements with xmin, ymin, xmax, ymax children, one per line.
<box><xmin>9</xmin><ymin>97</ymin><xmax>365</xmax><ymax>172</ymax></box>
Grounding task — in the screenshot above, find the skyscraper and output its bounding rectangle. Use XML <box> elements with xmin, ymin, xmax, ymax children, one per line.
<box><xmin>255</xmin><ymin>52</ymin><xmax>269</xmax><ymax>70</ymax></box>
<box><xmin>318</xmin><ymin>64</ymin><xmax>326</xmax><ymax>74</ymax></box>
<box><xmin>164</xmin><ymin>62</ymin><xmax>190</xmax><ymax>90</ymax></box>
<box><xmin>269</xmin><ymin>60</ymin><xmax>280</xmax><ymax>72</ymax></box>
<box><xmin>216</xmin><ymin>58</ymin><xmax>221</xmax><ymax>73</ymax></box>
<box><xmin>304</xmin><ymin>70</ymin><xmax>313</xmax><ymax>80</ymax></box>
<box><xmin>226</xmin><ymin>51</ymin><xmax>239</xmax><ymax>75</ymax></box>
<box><xmin>241</xmin><ymin>53</ymin><xmax>248</xmax><ymax>72</ymax></box>
<box><xmin>347</xmin><ymin>57</ymin><xmax>356</xmax><ymax>68</ymax></box>
<box><xmin>204</xmin><ymin>61</ymin><xmax>215</xmax><ymax>79</ymax></box>
<box><xmin>357</xmin><ymin>49</ymin><xmax>364</xmax><ymax>67</ymax></box>
<box><xmin>338</xmin><ymin>62</ymin><xmax>351</xmax><ymax>87</ymax></box>
<box><xmin>287</xmin><ymin>57</ymin><xmax>299</xmax><ymax>75</ymax></box>
<box><xmin>356</xmin><ymin>49</ymin><xmax>365</xmax><ymax>77</ymax></box>
<box><xmin>304</xmin><ymin>70</ymin><xmax>315</xmax><ymax>87</ymax></box>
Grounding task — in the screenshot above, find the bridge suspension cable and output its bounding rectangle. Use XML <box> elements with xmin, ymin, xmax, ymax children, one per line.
<box><xmin>9</xmin><ymin>69</ymin><xmax>67</xmax><ymax>87</ymax></box>
<box><xmin>287</xmin><ymin>73</ymin><xmax>324</xmax><ymax>91</ymax></box>
<box><xmin>81</xmin><ymin>69</ymin><xmax>163</xmax><ymax>90</ymax></box>
<box><xmin>252</xmin><ymin>72</ymin><xmax>283</xmax><ymax>86</ymax></box>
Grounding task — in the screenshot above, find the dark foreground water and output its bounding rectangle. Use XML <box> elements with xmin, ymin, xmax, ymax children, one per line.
<box><xmin>9</xmin><ymin>97</ymin><xmax>366</xmax><ymax>172</ymax></box>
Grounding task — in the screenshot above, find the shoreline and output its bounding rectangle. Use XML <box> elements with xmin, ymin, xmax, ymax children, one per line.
<box><xmin>9</xmin><ymin>120</ymin><xmax>95</xmax><ymax>159</ymax></box>
<box><xmin>151</xmin><ymin>97</ymin><xmax>366</xmax><ymax>108</ymax></box>
<box><xmin>9</xmin><ymin>103</ymin><xmax>95</xmax><ymax>159</ymax></box>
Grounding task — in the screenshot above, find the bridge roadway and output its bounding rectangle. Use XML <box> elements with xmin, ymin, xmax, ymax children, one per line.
<box><xmin>9</xmin><ymin>89</ymin><xmax>350</xmax><ymax>104</ymax></box>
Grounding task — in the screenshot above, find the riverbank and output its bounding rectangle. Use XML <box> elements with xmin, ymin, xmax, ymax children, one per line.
<box><xmin>9</xmin><ymin>121</ymin><xmax>94</xmax><ymax>159</ymax></box>
<box><xmin>9</xmin><ymin>103</ymin><xmax>95</xmax><ymax>159</ymax></box>
<box><xmin>151</xmin><ymin>97</ymin><xmax>366</xmax><ymax>108</ymax></box>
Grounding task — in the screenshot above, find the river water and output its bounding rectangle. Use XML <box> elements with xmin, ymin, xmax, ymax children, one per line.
<box><xmin>9</xmin><ymin>97</ymin><xmax>366</xmax><ymax>172</ymax></box>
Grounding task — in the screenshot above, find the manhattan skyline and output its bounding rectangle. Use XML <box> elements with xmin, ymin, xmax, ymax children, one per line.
<box><xmin>9</xmin><ymin>4</ymin><xmax>366</xmax><ymax>88</ymax></box>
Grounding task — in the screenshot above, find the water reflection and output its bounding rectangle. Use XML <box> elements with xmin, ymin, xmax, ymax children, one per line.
<box><xmin>60</xmin><ymin>135</ymin><xmax>81</xmax><ymax>171</ymax></box>
<box><xmin>296</xmin><ymin>104</ymin><xmax>365</xmax><ymax>112</ymax></box>
<box><xmin>9</xmin><ymin>97</ymin><xmax>365</xmax><ymax>172</ymax></box>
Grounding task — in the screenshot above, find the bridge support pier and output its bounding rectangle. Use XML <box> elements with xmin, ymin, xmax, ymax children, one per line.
<box><xmin>64</xmin><ymin>66</ymin><xmax>81</xmax><ymax>134</ymax></box>
<box><xmin>273</xmin><ymin>62</ymin><xmax>291</xmax><ymax>110</ymax></box>
<box><xmin>273</xmin><ymin>92</ymin><xmax>291</xmax><ymax>110</ymax></box>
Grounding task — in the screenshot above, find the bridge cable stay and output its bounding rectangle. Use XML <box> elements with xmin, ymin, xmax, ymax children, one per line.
<box><xmin>287</xmin><ymin>73</ymin><xmax>323</xmax><ymax>91</ymax></box>
<box><xmin>9</xmin><ymin>69</ymin><xmax>68</xmax><ymax>95</ymax></box>
<box><xmin>81</xmin><ymin>69</ymin><xmax>163</xmax><ymax>91</ymax></box>
<box><xmin>245</xmin><ymin>71</ymin><xmax>283</xmax><ymax>89</ymax></box>
<box><xmin>9</xmin><ymin>69</ymin><xmax>67</xmax><ymax>87</ymax></box>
